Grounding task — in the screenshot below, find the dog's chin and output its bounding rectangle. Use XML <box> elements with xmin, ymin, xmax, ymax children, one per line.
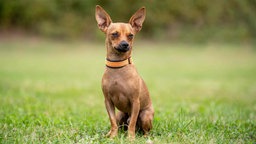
<box><xmin>115</xmin><ymin>47</ymin><xmax>130</xmax><ymax>53</ymax></box>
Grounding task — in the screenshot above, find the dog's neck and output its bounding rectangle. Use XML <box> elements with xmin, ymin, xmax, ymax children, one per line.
<box><xmin>105</xmin><ymin>57</ymin><xmax>132</xmax><ymax>68</ymax></box>
<box><xmin>105</xmin><ymin>43</ymin><xmax>133</xmax><ymax>68</ymax></box>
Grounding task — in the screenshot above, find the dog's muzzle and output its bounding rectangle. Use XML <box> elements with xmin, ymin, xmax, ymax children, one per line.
<box><xmin>116</xmin><ymin>41</ymin><xmax>130</xmax><ymax>52</ymax></box>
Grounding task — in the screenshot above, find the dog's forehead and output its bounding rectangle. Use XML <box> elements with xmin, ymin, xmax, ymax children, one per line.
<box><xmin>108</xmin><ymin>23</ymin><xmax>133</xmax><ymax>34</ymax></box>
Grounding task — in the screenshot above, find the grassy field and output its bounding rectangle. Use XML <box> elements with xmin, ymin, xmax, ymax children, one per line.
<box><xmin>0</xmin><ymin>38</ymin><xmax>255</xmax><ymax>143</ymax></box>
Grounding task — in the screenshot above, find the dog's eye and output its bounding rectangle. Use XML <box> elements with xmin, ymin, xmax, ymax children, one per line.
<box><xmin>111</xmin><ymin>32</ymin><xmax>119</xmax><ymax>38</ymax></box>
<box><xmin>128</xmin><ymin>34</ymin><xmax>134</xmax><ymax>39</ymax></box>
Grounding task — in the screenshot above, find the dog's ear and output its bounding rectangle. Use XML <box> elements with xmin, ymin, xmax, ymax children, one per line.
<box><xmin>129</xmin><ymin>7</ymin><xmax>146</xmax><ymax>33</ymax></box>
<box><xmin>95</xmin><ymin>5</ymin><xmax>112</xmax><ymax>33</ymax></box>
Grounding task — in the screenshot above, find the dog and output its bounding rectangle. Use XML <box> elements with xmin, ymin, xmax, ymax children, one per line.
<box><xmin>95</xmin><ymin>5</ymin><xmax>154</xmax><ymax>140</ymax></box>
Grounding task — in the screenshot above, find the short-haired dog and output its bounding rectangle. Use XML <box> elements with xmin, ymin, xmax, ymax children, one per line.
<box><xmin>95</xmin><ymin>5</ymin><xmax>154</xmax><ymax>140</ymax></box>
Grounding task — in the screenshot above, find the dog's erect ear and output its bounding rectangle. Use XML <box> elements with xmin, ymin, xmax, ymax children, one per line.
<box><xmin>95</xmin><ymin>5</ymin><xmax>112</xmax><ymax>33</ymax></box>
<box><xmin>129</xmin><ymin>7</ymin><xmax>146</xmax><ymax>33</ymax></box>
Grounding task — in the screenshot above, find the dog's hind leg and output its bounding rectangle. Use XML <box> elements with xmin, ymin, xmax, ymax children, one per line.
<box><xmin>138</xmin><ymin>107</ymin><xmax>154</xmax><ymax>136</ymax></box>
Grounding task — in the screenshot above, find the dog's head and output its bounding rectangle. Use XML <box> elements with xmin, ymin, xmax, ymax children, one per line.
<box><xmin>95</xmin><ymin>5</ymin><xmax>146</xmax><ymax>54</ymax></box>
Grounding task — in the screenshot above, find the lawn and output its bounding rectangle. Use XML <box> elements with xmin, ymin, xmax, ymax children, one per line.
<box><xmin>0</xmin><ymin>38</ymin><xmax>255</xmax><ymax>143</ymax></box>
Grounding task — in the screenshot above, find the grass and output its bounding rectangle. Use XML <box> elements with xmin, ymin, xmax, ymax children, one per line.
<box><xmin>0</xmin><ymin>38</ymin><xmax>255</xmax><ymax>143</ymax></box>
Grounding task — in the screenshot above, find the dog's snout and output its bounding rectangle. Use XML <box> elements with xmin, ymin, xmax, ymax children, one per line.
<box><xmin>120</xmin><ymin>41</ymin><xmax>129</xmax><ymax>48</ymax></box>
<box><xmin>116</xmin><ymin>41</ymin><xmax>130</xmax><ymax>52</ymax></box>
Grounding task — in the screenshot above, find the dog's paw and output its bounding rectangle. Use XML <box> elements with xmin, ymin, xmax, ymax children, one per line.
<box><xmin>106</xmin><ymin>129</ymin><xmax>118</xmax><ymax>138</ymax></box>
<box><xmin>143</xmin><ymin>131</ymin><xmax>149</xmax><ymax>137</ymax></box>
<box><xmin>128</xmin><ymin>131</ymin><xmax>135</xmax><ymax>141</ymax></box>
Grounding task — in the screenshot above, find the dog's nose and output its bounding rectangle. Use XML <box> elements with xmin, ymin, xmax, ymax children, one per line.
<box><xmin>116</xmin><ymin>41</ymin><xmax>130</xmax><ymax>52</ymax></box>
<box><xmin>120</xmin><ymin>41</ymin><xmax>129</xmax><ymax>48</ymax></box>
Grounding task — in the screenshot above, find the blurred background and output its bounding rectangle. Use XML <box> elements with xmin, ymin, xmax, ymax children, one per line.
<box><xmin>1</xmin><ymin>1</ymin><xmax>256</xmax><ymax>143</ymax></box>
<box><xmin>0</xmin><ymin>0</ymin><xmax>255</xmax><ymax>43</ymax></box>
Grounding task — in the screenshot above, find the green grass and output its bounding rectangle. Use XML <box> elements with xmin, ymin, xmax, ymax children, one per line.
<box><xmin>0</xmin><ymin>38</ymin><xmax>255</xmax><ymax>143</ymax></box>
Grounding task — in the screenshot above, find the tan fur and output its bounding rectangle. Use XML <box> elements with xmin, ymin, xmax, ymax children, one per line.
<box><xmin>95</xmin><ymin>5</ymin><xmax>154</xmax><ymax>140</ymax></box>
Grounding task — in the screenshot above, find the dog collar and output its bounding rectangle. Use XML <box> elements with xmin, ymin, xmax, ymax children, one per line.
<box><xmin>105</xmin><ymin>57</ymin><xmax>132</xmax><ymax>68</ymax></box>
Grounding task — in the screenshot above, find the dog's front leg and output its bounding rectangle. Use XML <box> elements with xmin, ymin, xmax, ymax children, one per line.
<box><xmin>105</xmin><ymin>98</ymin><xmax>118</xmax><ymax>138</ymax></box>
<box><xmin>128</xmin><ymin>99</ymin><xmax>140</xmax><ymax>140</ymax></box>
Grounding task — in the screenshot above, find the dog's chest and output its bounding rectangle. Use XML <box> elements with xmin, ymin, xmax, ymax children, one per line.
<box><xmin>103</xmin><ymin>69</ymin><xmax>139</xmax><ymax>95</ymax></box>
<box><xmin>102</xmin><ymin>67</ymin><xmax>141</xmax><ymax>111</ymax></box>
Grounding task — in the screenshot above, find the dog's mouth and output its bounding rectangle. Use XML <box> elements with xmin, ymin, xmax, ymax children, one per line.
<box><xmin>115</xmin><ymin>46</ymin><xmax>130</xmax><ymax>53</ymax></box>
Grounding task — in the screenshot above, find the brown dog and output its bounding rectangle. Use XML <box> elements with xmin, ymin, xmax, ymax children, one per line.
<box><xmin>95</xmin><ymin>5</ymin><xmax>154</xmax><ymax>139</ymax></box>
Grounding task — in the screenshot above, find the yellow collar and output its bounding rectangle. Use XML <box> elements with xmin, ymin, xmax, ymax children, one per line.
<box><xmin>105</xmin><ymin>57</ymin><xmax>132</xmax><ymax>68</ymax></box>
